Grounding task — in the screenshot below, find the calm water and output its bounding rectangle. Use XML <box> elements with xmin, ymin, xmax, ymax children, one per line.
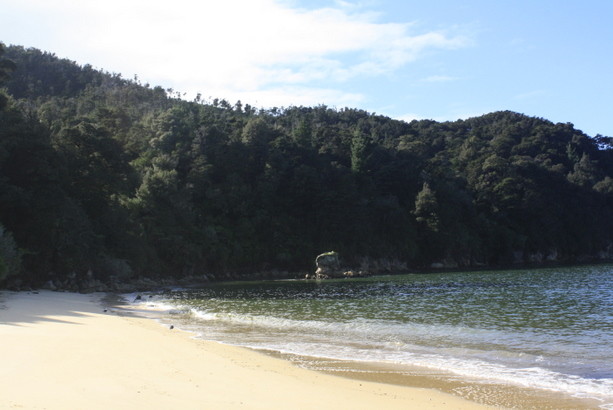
<box><xmin>129</xmin><ymin>264</ymin><xmax>613</xmax><ymax>408</ymax></box>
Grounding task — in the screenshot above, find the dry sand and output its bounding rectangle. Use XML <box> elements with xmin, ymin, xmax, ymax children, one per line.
<box><xmin>0</xmin><ymin>290</ymin><xmax>496</xmax><ymax>409</ymax></box>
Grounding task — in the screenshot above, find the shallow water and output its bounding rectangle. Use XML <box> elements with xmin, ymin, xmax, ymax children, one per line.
<box><xmin>130</xmin><ymin>264</ymin><xmax>613</xmax><ymax>408</ymax></box>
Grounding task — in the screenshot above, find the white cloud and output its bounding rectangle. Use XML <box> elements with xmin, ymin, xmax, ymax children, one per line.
<box><xmin>6</xmin><ymin>0</ymin><xmax>471</xmax><ymax>108</ymax></box>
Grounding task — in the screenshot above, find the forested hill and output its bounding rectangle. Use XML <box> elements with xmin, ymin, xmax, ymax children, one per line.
<box><xmin>1</xmin><ymin>44</ymin><xmax>612</xmax><ymax>288</ymax></box>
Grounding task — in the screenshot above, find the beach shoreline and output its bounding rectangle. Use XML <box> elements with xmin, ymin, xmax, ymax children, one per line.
<box><xmin>1</xmin><ymin>290</ymin><xmax>496</xmax><ymax>409</ymax></box>
<box><xmin>265</xmin><ymin>351</ymin><xmax>603</xmax><ymax>409</ymax></box>
<box><xmin>120</xmin><ymin>300</ymin><xmax>603</xmax><ymax>410</ymax></box>
<box><xmin>119</xmin><ymin>289</ymin><xmax>606</xmax><ymax>410</ymax></box>
<box><xmin>118</xmin><ymin>278</ymin><xmax>610</xmax><ymax>410</ymax></box>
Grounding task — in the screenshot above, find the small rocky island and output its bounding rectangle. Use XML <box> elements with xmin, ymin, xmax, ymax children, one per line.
<box><xmin>306</xmin><ymin>251</ymin><xmax>369</xmax><ymax>279</ymax></box>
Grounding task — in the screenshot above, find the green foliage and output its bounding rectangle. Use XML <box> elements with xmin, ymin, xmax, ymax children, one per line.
<box><xmin>414</xmin><ymin>182</ymin><xmax>439</xmax><ymax>231</ymax></box>
<box><xmin>0</xmin><ymin>224</ymin><xmax>21</xmax><ymax>282</ymax></box>
<box><xmin>594</xmin><ymin>176</ymin><xmax>613</xmax><ymax>194</ymax></box>
<box><xmin>0</xmin><ymin>45</ymin><xmax>612</xmax><ymax>286</ymax></box>
<box><xmin>0</xmin><ymin>42</ymin><xmax>16</xmax><ymax>110</ymax></box>
<box><xmin>350</xmin><ymin>128</ymin><xmax>370</xmax><ymax>173</ymax></box>
<box><xmin>0</xmin><ymin>43</ymin><xmax>16</xmax><ymax>85</ymax></box>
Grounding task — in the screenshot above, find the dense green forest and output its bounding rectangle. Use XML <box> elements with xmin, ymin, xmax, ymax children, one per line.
<box><xmin>0</xmin><ymin>43</ymin><xmax>612</xmax><ymax>288</ymax></box>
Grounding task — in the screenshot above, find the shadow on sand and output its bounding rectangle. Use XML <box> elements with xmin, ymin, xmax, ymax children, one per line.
<box><xmin>0</xmin><ymin>290</ymin><xmax>105</xmax><ymax>326</ymax></box>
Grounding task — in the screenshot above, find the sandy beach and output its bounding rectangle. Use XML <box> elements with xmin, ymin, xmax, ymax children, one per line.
<box><xmin>0</xmin><ymin>290</ymin><xmax>497</xmax><ymax>410</ymax></box>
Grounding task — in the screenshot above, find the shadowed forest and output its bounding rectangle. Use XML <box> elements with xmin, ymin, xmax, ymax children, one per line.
<box><xmin>1</xmin><ymin>44</ymin><xmax>612</xmax><ymax>287</ymax></box>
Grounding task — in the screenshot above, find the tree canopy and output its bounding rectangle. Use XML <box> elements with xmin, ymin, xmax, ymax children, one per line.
<box><xmin>1</xmin><ymin>44</ymin><xmax>611</xmax><ymax>286</ymax></box>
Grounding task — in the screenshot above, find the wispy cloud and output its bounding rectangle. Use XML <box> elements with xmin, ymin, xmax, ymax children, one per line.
<box><xmin>9</xmin><ymin>0</ymin><xmax>472</xmax><ymax>107</ymax></box>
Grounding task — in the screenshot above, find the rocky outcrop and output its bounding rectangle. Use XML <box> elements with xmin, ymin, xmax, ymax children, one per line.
<box><xmin>341</xmin><ymin>270</ymin><xmax>370</xmax><ymax>278</ymax></box>
<box><xmin>306</xmin><ymin>252</ymin><xmax>373</xmax><ymax>279</ymax></box>
<box><xmin>311</xmin><ymin>251</ymin><xmax>342</xmax><ymax>279</ymax></box>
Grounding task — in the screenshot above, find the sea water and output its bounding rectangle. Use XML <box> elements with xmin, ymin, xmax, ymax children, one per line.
<box><xmin>127</xmin><ymin>264</ymin><xmax>613</xmax><ymax>408</ymax></box>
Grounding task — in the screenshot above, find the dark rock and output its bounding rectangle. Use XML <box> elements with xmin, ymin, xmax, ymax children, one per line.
<box><xmin>314</xmin><ymin>251</ymin><xmax>343</xmax><ymax>279</ymax></box>
<box><xmin>343</xmin><ymin>270</ymin><xmax>370</xmax><ymax>278</ymax></box>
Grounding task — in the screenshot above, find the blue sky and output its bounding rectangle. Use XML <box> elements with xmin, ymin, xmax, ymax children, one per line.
<box><xmin>1</xmin><ymin>0</ymin><xmax>612</xmax><ymax>137</ymax></box>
